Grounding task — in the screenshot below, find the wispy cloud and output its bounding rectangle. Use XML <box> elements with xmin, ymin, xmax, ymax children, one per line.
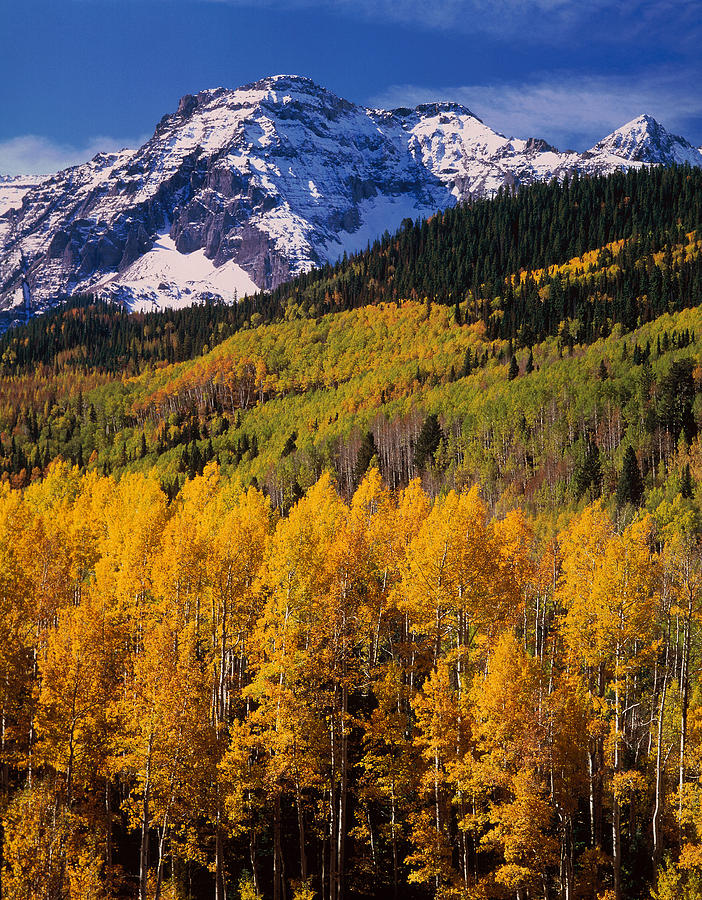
<box><xmin>370</xmin><ymin>70</ymin><xmax>702</xmax><ymax>149</ymax></box>
<box><xmin>200</xmin><ymin>0</ymin><xmax>701</xmax><ymax>38</ymax></box>
<box><xmin>0</xmin><ymin>134</ymin><xmax>145</xmax><ymax>177</ymax></box>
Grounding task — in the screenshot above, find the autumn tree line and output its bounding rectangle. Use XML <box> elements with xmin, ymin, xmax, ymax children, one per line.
<box><xmin>1</xmin><ymin>165</ymin><xmax>701</xmax><ymax>386</ymax></box>
<box><xmin>3</xmin><ymin>459</ymin><xmax>702</xmax><ymax>899</ymax></box>
<box><xmin>0</xmin><ymin>165</ymin><xmax>699</xmax><ymax>517</ymax></box>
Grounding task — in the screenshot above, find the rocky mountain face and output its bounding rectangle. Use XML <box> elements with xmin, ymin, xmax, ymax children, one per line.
<box><xmin>1</xmin><ymin>75</ymin><xmax>700</xmax><ymax>327</ymax></box>
<box><xmin>0</xmin><ymin>174</ymin><xmax>47</xmax><ymax>245</ymax></box>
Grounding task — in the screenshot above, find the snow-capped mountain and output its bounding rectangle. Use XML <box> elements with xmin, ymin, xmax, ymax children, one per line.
<box><xmin>1</xmin><ymin>76</ymin><xmax>700</xmax><ymax>327</ymax></box>
<box><xmin>588</xmin><ymin>113</ymin><xmax>702</xmax><ymax>167</ymax></box>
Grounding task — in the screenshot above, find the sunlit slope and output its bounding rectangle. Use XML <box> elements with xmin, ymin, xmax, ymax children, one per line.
<box><xmin>3</xmin><ymin>281</ymin><xmax>695</xmax><ymax>517</ymax></box>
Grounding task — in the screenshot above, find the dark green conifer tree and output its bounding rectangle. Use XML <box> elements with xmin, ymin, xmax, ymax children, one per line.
<box><xmin>354</xmin><ymin>430</ymin><xmax>378</xmax><ymax>483</ymax></box>
<box><xmin>281</xmin><ymin>432</ymin><xmax>297</xmax><ymax>458</ymax></box>
<box><xmin>681</xmin><ymin>463</ymin><xmax>694</xmax><ymax>499</ymax></box>
<box><xmin>414</xmin><ymin>414</ymin><xmax>443</xmax><ymax>471</ymax></box>
<box><xmin>574</xmin><ymin>437</ymin><xmax>602</xmax><ymax>500</ymax></box>
<box><xmin>462</xmin><ymin>349</ymin><xmax>472</xmax><ymax>378</ymax></box>
<box><xmin>616</xmin><ymin>446</ymin><xmax>644</xmax><ymax>507</ymax></box>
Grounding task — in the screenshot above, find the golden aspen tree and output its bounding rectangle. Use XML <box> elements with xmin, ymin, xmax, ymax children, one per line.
<box><xmin>115</xmin><ymin>618</ymin><xmax>215</xmax><ymax>900</ymax></box>
<box><xmin>347</xmin><ymin>468</ymin><xmax>396</xmax><ymax>673</ymax></box>
<box><xmin>652</xmin><ymin>497</ymin><xmax>702</xmax><ymax>883</ymax></box>
<box><xmin>0</xmin><ymin>486</ymin><xmax>35</xmax><ymax>790</ymax></box>
<box><xmin>204</xmin><ymin>478</ymin><xmax>270</xmax><ymax>728</ymax></box>
<box><xmin>151</xmin><ymin>465</ymin><xmax>216</xmax><ymax>634</ymax></box>
<box><xmin>36</xmin><ymin>598</ymin><xmax>118</xmax><ymax>805</ymax></box>
<box><xmin>560</xmin><ymin>505</ymin><xmax>658</xmax><ymax>900</ymax></box>
<box><xmin>2</xmin><ymin>780</ymin><xmax>77</xmax><ymax>900</ymax></box>
<box><xmin>546</xmin><ymin>672</ymin><xmax>590</xmax><ymax>898</ymax></box>
<box><xmin>386</xmin><ymin>477</ymin><xmax>430</xmax><ymax>704</ymax></box>
<box><xmin>92</xmin><ymin>472</ymin><xmax>169</xmax><ymax>635</ymax></box>
<box><xmin>659</xmin><ymin>502</ymin><xmax>702</xmax><ymax>846</ymax></box>
<box><xmin>472</xmin><ymin>633</ymin><xmax>557</xmax><ymax>898</ymax></box>
<box><xmin>247</xmin><ymin>473</ymin><xmax>344</xmax><ymax>900</ymax></box>
<box><xmin>400</xmin><ymin>486</ymin><xmax>518</xmax><ymax>672</ymax></box>
<box><xmin>205</xmin><ymin>476</ymin><xmax>270</xmax><ymax>899</ymax></box>
<box><xmin>407</xmin><ymin>661</ymin><xmax>466</xmax><ymax>898</ymax></box>
<box><xmin>356</xmin><ymin>663</ymin><xmax>419</xmax><ymax>899</ymax></box>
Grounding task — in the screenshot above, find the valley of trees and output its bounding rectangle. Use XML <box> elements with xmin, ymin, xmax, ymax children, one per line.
<box><xmin>1</xmin><ymin>163</ymin><xmax>702</xmax><ymax>898</ymax></box>
<box><xmin>3</xmin><ymin>461</ymin><xmax>702</xmax><ymax>900</ymax></box>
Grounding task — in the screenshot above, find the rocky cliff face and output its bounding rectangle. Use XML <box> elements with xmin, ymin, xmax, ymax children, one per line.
<box><xmin>1</xmin><ymin>75</ymin><xmax>700</xmax><ymax>326</ymax></box>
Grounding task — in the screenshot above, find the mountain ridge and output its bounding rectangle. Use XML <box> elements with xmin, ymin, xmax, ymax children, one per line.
<box><xmin>1</xmin><ymin>74</ymin><xmax>700</xmax><ymax>328</ymax></box>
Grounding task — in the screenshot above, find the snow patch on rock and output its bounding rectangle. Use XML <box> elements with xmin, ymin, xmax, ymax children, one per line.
<box><xmin>95</xmin><ymin>232</ymin><xmax>259</xmax><ymax>311</ymax></box>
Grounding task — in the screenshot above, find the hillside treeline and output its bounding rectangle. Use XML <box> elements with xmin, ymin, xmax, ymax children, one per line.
<box><xmin>1</xmin><ymin>165</ymin><xmax>701</xmax><ymax>379</ymax></box>
<box><xmin>1</xmin><ymin>463</ymin><xmax>702</xmax><ymax>900</ymax></box>
<box><xmin>268</xmin><ymin>164</ymin><xmax>702</xmax><ymax>338</ymax></box>
<box><xmin>0</xmin><ymin>295</ymin><xmax>260</xmax><ymax>377</ymax></box>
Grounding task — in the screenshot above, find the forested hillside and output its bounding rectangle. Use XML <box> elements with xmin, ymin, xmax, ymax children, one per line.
<box><xmin>2</xmin><ymin>163</ymin><xmax>702</xmax><ymax>900</ymax></box>
<box><xmin>2</xmin><ymin>165</ymin><xmax>701</xmax><ymax>376</ymax></box>
<box><xmin>0</xmin><ymin>197</ymin><xmax>700</xmax><ymax>519</ymax></box>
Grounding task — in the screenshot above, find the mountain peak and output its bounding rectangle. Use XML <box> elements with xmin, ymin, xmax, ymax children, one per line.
<box><xmin>592</xmin><ymin>114</ymin><xmax>701</xmax><ymax>166</ymax></box>
<box><xmin>2</xmin><ymin>77</ymin><xmax>701</xmax><ymax>327</ymax></box>
<box><xmin>408</xmin><ymin>101</ymin><xmax>481</xmax><ymax>122</ymax></box>
<box><xmin>237</xmin><ymin>73</ymin><xmax>339</xmax><ymax>101</ymax></box>
<box><xmin>247</xmin><ymin>73</ymin><xmax>319</xmax><ymax>89</ymax></box>
<box><xmin>172</xmin><ymin>76</ymin><xmax>336</xmax><ymax>119</ymax></box>
<box><xmin>628</xmin><ymin>112</ymin><xmax>659</xmax><ymax>127</ymax></box>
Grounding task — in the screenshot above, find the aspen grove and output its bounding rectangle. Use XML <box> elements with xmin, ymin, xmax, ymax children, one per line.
<box><xmin>0</xmin><ymin>460</ymin><xmax>701</xmax><ymax>900</ymax></box>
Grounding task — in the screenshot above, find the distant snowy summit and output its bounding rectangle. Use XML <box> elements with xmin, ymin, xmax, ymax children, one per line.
<box><xmin>589</xmin><ymin>114</ymin><xmax>702</xmax><ymax>167</ymax></box>
<box><xmin>1</xmin><ymin>74</ymin><xmax>700</xmax><ymax>327</ymax></box>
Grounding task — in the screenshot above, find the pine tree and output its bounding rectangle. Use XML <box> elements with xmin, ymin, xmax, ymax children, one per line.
<box><xmin>616</xmin><ymin>446</ymin><xmax>644</xmax><ymax>507</ymax></box>
<box><xmin>354</xmin><ymin>430</ymin><xmax>378</xmax><ymax>483</ymax></box>
<box><xmin>681</xmin><ymin>463</ymin><xmax>693</xmax><ymax>499</ymax></box>
<box><xmin>508</xmin><ymin>355</ymin><xmax>519</xmax><ymax>381</ymax></box>
<box><xmin>281</xmin><ymin>432</ymin><xmax>297</xmax><ymax>458</ymax></box>
<box><xmin>414</xmin><ymin>414</ymin><xmax>443</xmax><ymax>471</ymax></box>
<box><xmin>462</xmin><ymin>349</ymin><xmax>472</xmax><ymax>378</ymax></box>
<box><xmin>574</xmin><ymin>438</ymin><xmax>602</xmax><ymax>500</ymax></box>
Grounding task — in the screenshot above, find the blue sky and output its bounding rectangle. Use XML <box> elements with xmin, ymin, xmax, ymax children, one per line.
<box><xmin>1</xmin><ymin>0</ymin><xmax>701</xmax><ymax>174</ymax></box>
